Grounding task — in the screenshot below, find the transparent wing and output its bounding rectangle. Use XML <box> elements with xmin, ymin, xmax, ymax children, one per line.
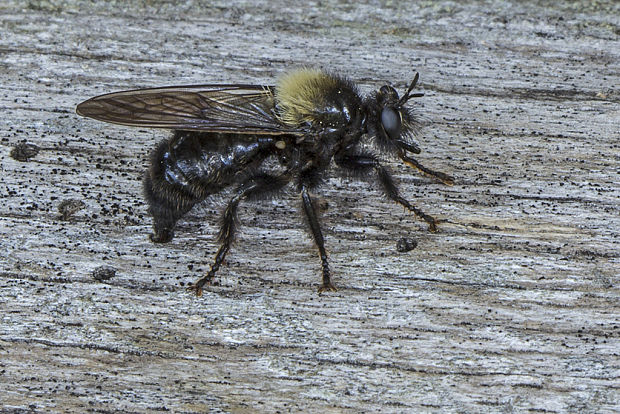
<box><xmin>76</xmin><ymin>84</ymin><xmax>301</xmax><ymax>136</ymax></box>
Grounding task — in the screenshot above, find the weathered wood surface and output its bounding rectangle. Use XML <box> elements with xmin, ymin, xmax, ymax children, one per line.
<box><xmin>1</xmin><ymin>1</ymin><xmax>619</xmax><ymax>412</ymax></box>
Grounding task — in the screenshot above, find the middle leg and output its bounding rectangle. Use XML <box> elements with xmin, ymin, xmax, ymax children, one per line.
<box><xmin>299</xmin><ymin>184</ymin><xmax>336</xmax><ymax>293</ymax></box>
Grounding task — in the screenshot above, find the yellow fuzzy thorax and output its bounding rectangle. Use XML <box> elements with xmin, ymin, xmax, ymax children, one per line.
<box><xmin>275</xmin><ymin>68</ymin><xmax>338</xmax><ymax>127</ymax></box>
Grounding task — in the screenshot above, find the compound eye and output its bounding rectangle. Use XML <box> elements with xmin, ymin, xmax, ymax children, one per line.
<box><xmin>380</xmin><ymin>107</ymin><xmax>401</xmax><ymax>140</ymax></box>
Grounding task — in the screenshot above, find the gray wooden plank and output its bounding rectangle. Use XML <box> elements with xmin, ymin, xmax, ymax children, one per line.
<box><xmin>1</xmin><ymin>1</ymin><xmax>619</xmax><ymax>412</ymax></box>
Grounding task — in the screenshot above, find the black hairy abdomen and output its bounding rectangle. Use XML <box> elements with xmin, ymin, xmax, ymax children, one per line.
<box><xmin>143</xmin><ymin>130</ymin><xmax>271</xmax><ymax>242</ymax></box>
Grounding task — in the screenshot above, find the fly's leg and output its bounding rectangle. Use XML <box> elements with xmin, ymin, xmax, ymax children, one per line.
<box><xmin>188</xmin><ymin>192</ymin><xmax>240</xmax><ymax>296</ymax></box>
<box><xmin>336</xmin><ymin>153</ymin><xmax>441</xmax><ymax>232</ymax></box>
<box><xmin>398</xmin><ymin>150</ymin><xmax>454</xmax><ymax>185</ymax></box>
<box><xmin>300</xmin><ymin>185</ymin><xmax>336</xmax><ymax>293</ymax></box>
<box><xmin>188</xmin><ymin>173</ymin><xmax>290</xmax><ymax>296</ymax></box>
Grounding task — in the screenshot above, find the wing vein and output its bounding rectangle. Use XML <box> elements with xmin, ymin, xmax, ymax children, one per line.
<box><xmin>77</xmin><ymin>85</ymin><xmax>300</xmax><ymax>135</ymax></box>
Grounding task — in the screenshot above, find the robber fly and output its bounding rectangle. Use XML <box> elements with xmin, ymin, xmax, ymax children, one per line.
<box><xmin>76</xmin><ymin>68</ymin><xmax>453</xmax><ymax>295</ymax></box>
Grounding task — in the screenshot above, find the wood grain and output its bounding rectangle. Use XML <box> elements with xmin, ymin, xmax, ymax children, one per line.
<box><xmin>1</xmin><ymin>1</ymin><xmax>618</xmax><ymax>412</ymax></box>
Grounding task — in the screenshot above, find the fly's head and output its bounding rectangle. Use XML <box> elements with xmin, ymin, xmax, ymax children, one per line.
<box><xmin>366</xmin><ymin>73</ymin><xmax>424</xmax><ymax>155</ymax></box>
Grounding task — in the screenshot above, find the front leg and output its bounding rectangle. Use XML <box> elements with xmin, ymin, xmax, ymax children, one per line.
<box><xmin>398</xmin><ymin>150</ymin><xmax>454</xmax><ymax>185</ymax></box>
<box><xmin>336</xmin><ymin>153</ymin><xmax>441</xmax><ymax>232</ymax></box>
<box><xmin>300</xmin><ymin>184</ymin><xmax>336</xmax><ymax>293</ymax></box>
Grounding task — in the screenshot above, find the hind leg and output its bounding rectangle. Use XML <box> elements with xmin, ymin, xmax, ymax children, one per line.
<box><xmin>188</xmin><ymin>172</ymin><xmax>291</xmax><ymax>296</ymax></box>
